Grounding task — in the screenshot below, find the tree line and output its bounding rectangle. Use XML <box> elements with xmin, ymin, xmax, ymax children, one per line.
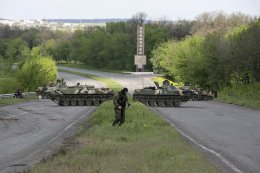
<box><xmin>0</xmin><ymin>11</ymin><xmax>257</xmax><ymax>92</ymax></box>
<box><xmin>0</xmin><ymin>26</ymin><xmax>59</xmax><ymax>92</ymax></box>
<box><xmin>151</xmin><ymin>14</ymin><xmax>259</xmax><ymax>91</ymax></box>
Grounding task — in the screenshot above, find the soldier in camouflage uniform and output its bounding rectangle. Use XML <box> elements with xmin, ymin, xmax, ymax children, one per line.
<box><xmin>112</xmin><ymin>88</ymin><xmax>130</xmax><ymax>126</ymax></box>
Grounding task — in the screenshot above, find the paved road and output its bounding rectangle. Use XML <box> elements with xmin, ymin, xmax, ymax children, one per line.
<box><xmin>0</xmin><ymin>100</ymin><xmax>95</xmax><ymax>173</ymax></box>
<box><xmin>58</xmin><ymin>72</ymin><xmax>106</xmax><ymax>87</ymax></box>
<box><xmin>58</xmin><ymin>66</ymin><xmax>156</xmax><ymax>93</ymax></box>
<box><xmin>60</xmin><ymin>67</ymin><xmax>260</xmax><ymax>173</ymax></box>
<box><xmin>0</xmin><ymin>73</ymin><xmax>106</xmax><ymax>173</ymax></box>
<box><xmin>151</xmin><ymin>102</ymin><xmax>260</xmax><ymax>173</ymax></box>
<box><xmin>1</xmin><ymin>67</ymin><xmax>259</xmax><ymax>173</ymax></box>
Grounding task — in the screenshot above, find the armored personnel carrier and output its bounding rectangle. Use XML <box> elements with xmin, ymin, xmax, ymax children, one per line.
<box><xmin>181</xmin><ymin>87</ymin><xmax>213</xmax><ymax>101</ymax></box>
<box><xmin>133</xmin><ymin>80</ymin><xmax>189</xmax><ymax>107</ymax></box>
<box><xmin>36</xmin><ymin>82</ymin><xmax>114</xmax><ymax>106</ymax></box>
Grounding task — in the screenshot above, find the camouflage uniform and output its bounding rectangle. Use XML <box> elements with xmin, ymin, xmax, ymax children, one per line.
<box><xmin>112</xmin><ymin>88</ymin><xmax>129</xmax><ymax>126</ymax></box>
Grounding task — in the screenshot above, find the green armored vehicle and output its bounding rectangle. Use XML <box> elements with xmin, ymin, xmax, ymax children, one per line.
<box><xmin>181</xmin><ymin>86</ymin><xmax>213</xmax><ymax>101</ymax></box>
<box><xmin>133</xmin><ymin>80</ymin><xmax>189</xmax><ymax>107</ymax></box>
<box><xmin>36</xmin><ymin>82</ymin><xmax>114</xmax><ymax>106</ymax></box>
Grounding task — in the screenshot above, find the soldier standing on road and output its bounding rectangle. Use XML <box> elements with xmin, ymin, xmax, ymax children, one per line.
<box><xmin>112</xmin><ymin>88</ymin><xmax>130</xmax><ymax>126</ymax></box>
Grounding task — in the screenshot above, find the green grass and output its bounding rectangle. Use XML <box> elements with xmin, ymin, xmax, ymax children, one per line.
<box><xmin>58</xmin><ymin>63</ymin><xmax>126</xmax><ymax>74</ymax></box>
<box><xmin>27</xmin><ymin>69</ymin><xmax>220</xmax><ymax>173</ymax></box>
<box><xmin>217</xmin><ymin>82</ymin><xmax>260</xmax><ymax>109</ymax></box>
<box><xmin>28</xmin><ymin>100</ymin><xmax>220</xmax><ymax>173</ymax></box>
<box><xmin>58</xmin><ymin>69</ymin><xmax>122</xmax><ymax>92</ymax></box>
<box><xmin>0</xmin><ymin>95</ymin><xmax>38</xmax><ymax>106</ymax></box>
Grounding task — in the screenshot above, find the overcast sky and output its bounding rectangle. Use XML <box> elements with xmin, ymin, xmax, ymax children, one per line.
<box><xmin>1</xmin><ymin>0</ymin><xmax>260</xmax><ymax>20</ymax></box>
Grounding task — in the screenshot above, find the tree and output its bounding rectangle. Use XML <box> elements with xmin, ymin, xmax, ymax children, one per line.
<box><xmin>227</xmin><ymin>21</ymin><xmax>260</xmax><ymax>82</ymax></box>
<box><xmin>145</xmin><ymin>24</ymin><xmax>170</xmax><ymax>70</ymax></box>
<box><xmin>5</xmin><ymin>37</ymin><xmax>27</xmax><ymax>62</ymax></box>
<box><xmin>129</xmin><ymin>12</ymin><xmax>148</xmax><ymax>26</ymax></box>
<box><xmin>151</xmin><ymin>40</ymin><xmax>177</xmax><ymax>78</ymax></box>
<box><xmin>17</xmin><ymin>47</ymin><xmax>57</xmax><ymax>91</ymax></box>
<box><xmin>101</xmin><ymin>32</ymin><xmax>133</xmax><ymax>70</ymax></box>
<box><xmin>41</xmin><ymin>39</ymin><xmax>57</xmax><ymax>57</ymax></box>
<box><xmin>21</xmin><ymin>28</ymin><xmax>41</xmax><ymax>49</ymax></box>
<box><xmin>168</xmin><ymin>20</ymin><xmax>194</xmax><ymax>39</ymax></box>
<box><xmin>203</xmin><ymin>31</ymin><xmax>231</xmax><ymax>89</ymax></box>
<box><xmin>192</xmin><ymin>11</ymin><xmax>252</xmax><ymax>35</ymax></box>
<box><xmin>53</xmin><ymin>41</ymin><xmax>71</xmax><ymax>63</ymax></box>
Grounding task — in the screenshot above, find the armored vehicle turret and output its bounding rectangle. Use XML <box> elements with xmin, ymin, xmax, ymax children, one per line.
<box><xmin>133</xmin><ymin>80</ymin><xmax>189</xmax><ymax>107</ymax></box>
<box><xmin>36</xmin><ymin>78</ymin><xmax>68</xmax><ymax>98</ymax></box>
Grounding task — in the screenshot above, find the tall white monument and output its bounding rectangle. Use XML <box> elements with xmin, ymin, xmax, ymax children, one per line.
<box><xmin>134</xmin><ymin>25</ymin><xmax>146</xmax><ymax>72</ymax></box>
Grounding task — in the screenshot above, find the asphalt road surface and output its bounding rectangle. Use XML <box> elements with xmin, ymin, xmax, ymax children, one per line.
<box><xmin>0</xmin><ymin>73</ymin><xmax>106</xmax><ymax>173</ymax></box>
<box><xmin>58</xmin><ymin>71</ymin><xmax>106</xmax><ymax>87</ymax></box>
<box><xmin>59</xmin><ymin>67</ymin><xmax>260</xmax><ymax>173</ymax></box>
<box><xmin>58</xmin><ymin>66</ymin><xmax>156</xmax><ymax>93</ymax></box>
<box><xmin>1</xmin><ymin>67</ymin><xmax>259</xmax><ymax>173</ymax></box>
<box><xmin>151</xmin><ymin>102</ymin><xmax>260</xmax><ymax>173</ymax></box>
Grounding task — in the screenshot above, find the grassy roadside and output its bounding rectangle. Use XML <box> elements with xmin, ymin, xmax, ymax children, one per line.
<box><xmin>0</xmin><ymin>95</ymin><xmax>38</xmax><ymax>106</ymax></box>
<box><xmin>217</xmin><ymin>82</ymin><xmax>260</xmax><ymax>110</ymax></box>
<box><xmin>28</xmin><ymin>70</ymin><xmax>220</xmax><ymax>173</ymax></box>
<box><xmin>28</xmin><ymin>100</ymin><xmax>220</xmax><ymax>173</ymax></box>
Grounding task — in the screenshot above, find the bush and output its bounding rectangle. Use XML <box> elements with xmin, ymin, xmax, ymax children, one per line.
<box><xmin>218</xmin><ymin>82</ymin><xmax>260</xmax><ymax>109</ymax></box>
<box><xmin>17</xmin><ymin>56</ymin><xmax>57</xmax><ymax>91</ymax></box>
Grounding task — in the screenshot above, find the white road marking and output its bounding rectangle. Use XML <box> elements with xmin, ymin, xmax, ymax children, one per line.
<box><xmin>150</xmin><ymin>107</ymin><xmax>243</xmax><ymax>173</ymax></box>
<box><xmin>47</xmin><ymin>107</ymin><xmax>95</xmax><ymax>144</ymax></box>
<box><xmin>25</xmin><ymin>107</ymin><xmax>95</xmax><ymax>159</ymax></box>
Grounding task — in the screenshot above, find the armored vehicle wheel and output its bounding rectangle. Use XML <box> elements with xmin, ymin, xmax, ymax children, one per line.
<box><xmin>157</xmin><ymin>101</ymin><xmax>165</xmax><ymax>107</ymax></box>
<box><xmin>71</xmin><ymin>100</ymin><xmax>77</xmax><ymax>106</ymax></box>
<box><xmin>86</xmin><ymin>100</ymin><xmax>92</xmax><ymax>106</ymax></box>
<box><xmin>149</xmin><ymin>100</ymin><xmax>156</xmax><ymax>106</ymax></box>
<box><xmin>165</xmin><ymin>101</ymin><xmax>173</xmax><ymax>107</ymax></box>
<box><xmin>93</xmin><ymin>100</ymin><xmax>100</xmax><ymax>106</ymax></box>
<box><xmin>174</xmin><ymin>101</ymin><xmax>180</xmax><ymax>107</ymax></box>
<box><xmin>140</xmin><ymin>100</ymin><xmax>148</xmax><ymax>105</ymax></box>
<box><xmin>63</xmin><ymin>100</ymin><xmax>70</xmax><ymax>106</ymax></box>
<box><xmin>78</xmin><ymin>100</ymin><xmax>85</xmax><ymax>106</ymax></box>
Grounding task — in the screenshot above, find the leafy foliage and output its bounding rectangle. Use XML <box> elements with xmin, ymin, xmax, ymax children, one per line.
<box><xmin>0</xmin><ymin>12</ymin><xmax>258</xmax><ymax>93</ymax></box>
<box><xmin>17</xmin><ymin>48</ymin><xmax>57</xmax><ymax>91</ymax></box>
<box><xmin>0</xmin><ymin>77</ymin><xmax>20</xmax><ymax>94</ymax></box>
<box><xmin>151</xmin><ymin>19</ymin><xmax>260</xmax><ymax>91</ymax></box>
<box><xmin>47</xmin><ymin>19</ymin><xmax>192</xmax><ymax>71</ymax></box>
